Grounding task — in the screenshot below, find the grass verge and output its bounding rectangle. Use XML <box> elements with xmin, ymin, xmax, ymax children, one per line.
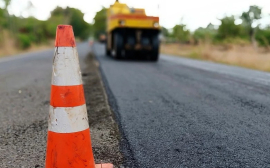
<box><xmin>161</xmin><ymin>43</ymin><xmax>270</xmax><ymax>72</ymax></box>
<box><xmin>0</xmin><ymin>31</ymin><xmax>54</xmax><ymax>58</ymax></box>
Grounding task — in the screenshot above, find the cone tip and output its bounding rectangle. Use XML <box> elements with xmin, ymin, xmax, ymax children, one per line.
<box><xmin>55</xmin><ymin>25</ymin><xmax>76</xmax><ymax>47</ymax></box>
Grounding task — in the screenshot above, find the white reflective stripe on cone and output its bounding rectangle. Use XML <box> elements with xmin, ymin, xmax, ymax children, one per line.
<box><xmin>52</xmin><ymin>47</ymin><xmax>82</xmax><ymax>86</ymax></box>
<box><xmin>48</xmin><ymin>104</ymin><xmax>89</xmax><ymax>133</ymax></box>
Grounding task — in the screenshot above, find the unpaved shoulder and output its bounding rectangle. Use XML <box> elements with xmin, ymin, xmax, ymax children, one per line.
<box><xmin>83</xmin><ymin>53</ymin><xmax>124</xmax><ymax>167</ymax></box>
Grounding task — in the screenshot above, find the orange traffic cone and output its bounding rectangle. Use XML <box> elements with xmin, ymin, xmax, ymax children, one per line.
<box><xmin>45</xmin><ymin>25</ymin><xmax>113</xmax><ymax>168</ymax></box>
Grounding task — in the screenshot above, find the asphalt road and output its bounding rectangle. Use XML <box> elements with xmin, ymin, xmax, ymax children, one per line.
<box><xmin>2</xmin><ymin>42</ymin><xmax>270</xmax><ymax>168</ymax></box>
<box><xmin>93</xmin><ymin>43</ymin><xmax>270</xmax><ymax>168</ymax></box>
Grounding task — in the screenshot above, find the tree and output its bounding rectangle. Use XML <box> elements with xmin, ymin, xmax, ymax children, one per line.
<box><xmin>161</xmin><ymin>27</ymin><xmax>169</xmax><ymax>37</ymax></box>
<box><xmin>256</xmin><ymin>27</ymin><xmax>270</xmax><ymax>48</ymax></box>
<box><xmin>50</xmin><ymin>6</ymin><xmax>70</xmax><ymax>24</ymax></box>
<box><xmin>193</xmin><ymin>23</ymin><xmax>217</xmax><ymax>43</ymax></box>
<box><xmin>69</xmin><ymin>8</ymin><xmax>92</xmax><ymax>40</ymax></box>
<box><xmin>216</xmin><ymin>16</ymin><xmax>245</xmax><ymax>40</ymax></box>
<box><xmin>172</xmin><ymin>24</ymin><xmax>190</xmax><ymax>43</ymax></box>
<box><xmin>48</xmin><ymin>7</ymin><xmax>92</xmax><ymax>40</ymax></box>
<box><xmin>51</xmin><ymin>6</ymin><xmax>66</xmax><ymax>17</ymax></box>
<box><xmin>241</xmin><ymin>6</ymin><xmax>262</xmax><ymax>46</ymax></box>
<box><xmin>3</xmin><ymin>0</ymin><xmax>14</xmax><ymax>35</ymax></box>
<box><xmin>93</xmin><ymin>7</ymin><xmax>107</xmax><ymax>39</ymax></box>
<box><xmin>0</xmin><ymin>8</ymin><xmax>6</xmax><ymax>27</ymax></box>
<box><xmin>0</xmin><ymin>8</ymin><xmax>5</xmax><ymax>43</ymax></box>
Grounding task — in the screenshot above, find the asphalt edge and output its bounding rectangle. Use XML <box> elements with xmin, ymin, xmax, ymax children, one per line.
<box><xmin>92</xmin><ymin>45</ymin><xmax>139</xmax><ymax>168</ymax></box>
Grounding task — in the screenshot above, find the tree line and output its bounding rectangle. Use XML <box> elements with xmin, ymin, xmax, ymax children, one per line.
<box><xmin>91</xmin><ymin>5</ymin><xmax>270</xmax><ymax>48</ymax></box>
<box><xmin>1</xmin><ymin>2</ymin><xmax>269</xmax><ymax>51</ymax></box>
<box><xmin>0</xmin><ymin>0</ymin><xmax>92</xmax><ymax>49</ymax></box>
<box><xmin>163</xmin><ymin>6</ymin><xmax>270</xmax><ymax>48</ymax></box>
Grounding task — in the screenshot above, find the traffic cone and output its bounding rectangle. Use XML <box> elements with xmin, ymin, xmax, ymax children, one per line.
<box><xmin>45</xmin><ymin>25</ymin><xmax>113</xmax><ymax>168</ymax></box>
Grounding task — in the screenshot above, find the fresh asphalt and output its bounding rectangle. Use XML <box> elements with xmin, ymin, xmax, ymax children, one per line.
<box><xmin>93</xmin><ymin>43</ymin><xmax>270</xmax><ymax>168</ymax></box>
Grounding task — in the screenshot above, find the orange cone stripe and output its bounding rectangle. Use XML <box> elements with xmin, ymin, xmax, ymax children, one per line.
<box><xmin>46</xmin><ymin>128</ymin><xmax>95</xmax><ymax>168</ymax></box>
<box><xmin>50</xmin><ymin>85</ymin><xmax>85</xmax><ymax>107</ymax></box>
<box><xmin>55</xmin><ymin>25</ymin><xmax>76</xmax><ymax>47</ymax></box>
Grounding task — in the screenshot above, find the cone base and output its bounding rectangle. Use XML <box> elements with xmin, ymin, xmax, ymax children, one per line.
<box><xmin>95</xmin><ymin>163</ymin><xmax>114</xmax><ymax>168</ymax></box>
<box><xmin>46</xmin><ymin>129</ymin><xmax>95</xmax><ymax>168</ymax></box>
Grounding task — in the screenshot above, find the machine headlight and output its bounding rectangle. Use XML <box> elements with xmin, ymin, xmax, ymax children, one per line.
<box><xmin>153</xmin><ymin>22</ymin><xmax>159</xmax><ymax>28</ymax></box>
<box><xmin>119</xmin><ymin>20</ymin><xmax>125</xmax><ymax>26</ymax></box>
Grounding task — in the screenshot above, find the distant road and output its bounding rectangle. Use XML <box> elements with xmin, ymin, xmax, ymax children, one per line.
<box><xmin>94</xmin><ymin>43</ymin><xmax>270</xmax><ymax>168</ymax></box>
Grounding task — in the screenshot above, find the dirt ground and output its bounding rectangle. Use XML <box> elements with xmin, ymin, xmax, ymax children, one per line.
<box><xmin>83</xmin><ymin>53</ymin><xmax>124</xmax><ymax>167</ymax></box>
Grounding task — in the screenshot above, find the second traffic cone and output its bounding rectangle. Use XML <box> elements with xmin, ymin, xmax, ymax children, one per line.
<box><xmin>45</xmin><ymin>25</ymin><xmax>113</xmax><ymax>168</ymax></box>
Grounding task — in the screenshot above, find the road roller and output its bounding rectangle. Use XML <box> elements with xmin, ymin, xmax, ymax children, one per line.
<box><xmin>106</xmin><ymin>0</ymin><xmax>160</xmax><ymax>61</ymax></box>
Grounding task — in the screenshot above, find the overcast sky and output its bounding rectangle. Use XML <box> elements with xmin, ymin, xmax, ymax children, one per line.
<box><xmin>1</xmin><ymin>0</ymin><xmax>270</xmax><ymax>31</ymax></box>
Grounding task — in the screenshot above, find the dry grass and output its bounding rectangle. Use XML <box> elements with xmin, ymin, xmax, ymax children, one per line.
<box><xmin>161</xmin><ymin>43</ymin><xmax>270</xmax><ymax>72</ymax></box>
<box><xmin>0</xmin><ymin>31</ymin><xmax>54</xmax><ymax>58</ymax></box>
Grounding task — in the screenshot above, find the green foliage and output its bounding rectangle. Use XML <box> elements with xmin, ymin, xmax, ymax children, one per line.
<box><xmin>241</xmin><ymin>6</ymin><xmax>262</xmax><ymax>41</ymax></box>
<box><xmin>49</xmin><ymin>7</ymin><xmax>92</xmax><ymax>40</ymax></box>
<box><xmin>161</xmin><ymin>5</ymin><xmax>266</xmax><ymax>46</ymax></box>
<box><xmin>172</xmin><ymin>24</ymin><xmax>190</xmax><ymax>43</ymax></box>
<box><xmin>241</xmin><ymin>6</ymin><xmax>262</xmax><ymax>27</ymax></box>
<box><xmin>3</xmin><ymin>0</ymin><xmax>11</xmax><ymax>10</ymax></box>
<box><xmin>0</xmin><ymin>5</ymin><xmax>93</xmax><ymax>50</ymax></box>
<box><xmin>0</xmin><ymin>3</ymin><xmax>269</xmax><ymax>50</ymax></box>
<box><xmin>93</xmin><ymin>7</ymin><xmax>107</xmax><ymax>39</ymax></box>
<box><xmin>69</xmin><ymin>8</ymin><xmax>92</xmax><ymax>40</ymax></box>
<box><xmin>256</xmin><ymin>28</ymin><xmax>270</xmax><ymax>47</ymax></box>
<box><xmin>216</xmin><ymin>16</ymin><xmax>244</xmax><ymax>40</ymax></box>
<box><xmin>0</xmin><ymin>8</ymin><xmax>6</xmax><ymax>27</ymax></box>
<box><xmin>161</xmin><ymin>27</ymin><xmax>169</xmax><ymax>37</ymax></box>
<box><xmin>51</xmin><ymin>7</ymin><xmax>67</xmax><ymax>17</ymax></box>
<box><xmin>45</xmin><ymin>15</ymin><xmax>64</xmax><ymax>38</ymax></box>
<box><xmin>193</xmin><ymin>24</ymin><xmax>217</xmax><ymax>43</ymax></box>
<box><xmin>17</xmin><ymin>33</ymin><xmax>31</xmax><ymax>49</ymax></box>
<box><xmin>16</xmin><ymin>17</ymin><xmax>48</xmax><ymax>44</ymax></box>
<box><xmin>217</xmin><ymin>37</ymin><xmax>250</xmax><ymax>45</ymax></box>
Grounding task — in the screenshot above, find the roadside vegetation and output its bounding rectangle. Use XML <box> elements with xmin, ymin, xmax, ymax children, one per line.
<box><xmin>0</xmin><ymin>0</ymin><xmax>108</xmax><ymax>57</ymax></box>
<box><xmin>0</xmin><ymin>0</ymin><xmax>93</xmax><ymax>56</ymax></box>
<box><xmin>1</xmin><ymin>1</ymin><xmax>270</xmax><ymax>72</ymax></box>
<box><xmin>161</xmin><ymin>6</ymin><xmax>270</xmax><ymax>72</ymax></box>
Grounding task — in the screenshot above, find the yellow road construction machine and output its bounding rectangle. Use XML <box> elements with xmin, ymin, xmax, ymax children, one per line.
<box><xmin>106</xmin><ymin>0</ymin><xmax>160</xmax><ymax>61</ymax></box>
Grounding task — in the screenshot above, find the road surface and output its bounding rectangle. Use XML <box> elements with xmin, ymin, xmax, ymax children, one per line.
<box><xmin>93</xmin><ymin>43</ymin><xmax>270</xmax><ymax>168</ymax></box>
<box><xmin>1</xmin><ymin>42</ymin><xmax>270</xmax><ymax>167</ymax></box>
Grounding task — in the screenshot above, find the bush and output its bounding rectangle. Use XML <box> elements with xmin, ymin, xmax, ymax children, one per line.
<box><xmin>218</xmin><ymin>37</ymin><xmax>250</xmax><ymax>45</ymax></box>
<box><xmin>216</xmin><ymin>16</ymin><xmax>248</xmax><ymax>41</ymax></box>
<box><xmin>193</xmin><ymin>24</ymin><xmax>217</xmax><ymax>44</ymax></box>
<box><xmin>256</xmin><ymin>29</ymin><xmax>270</xmax><ymax>47</ymax></box>
<box><xmin>17</xmin><ymin>34</ymin><xmax>31</xmax><ymax>49</ymax></box>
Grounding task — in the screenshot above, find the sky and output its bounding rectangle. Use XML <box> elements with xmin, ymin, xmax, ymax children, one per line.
<box><xmin>1</xmin><ymin>0</ymin><xmax>270</xmax><ymax>31</ymax></box>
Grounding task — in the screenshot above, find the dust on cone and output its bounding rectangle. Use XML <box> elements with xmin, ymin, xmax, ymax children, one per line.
<box><xmin>45</xmin><ymin>25</ymin><xmax>113</xmax><ymax>168</ymax></box>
